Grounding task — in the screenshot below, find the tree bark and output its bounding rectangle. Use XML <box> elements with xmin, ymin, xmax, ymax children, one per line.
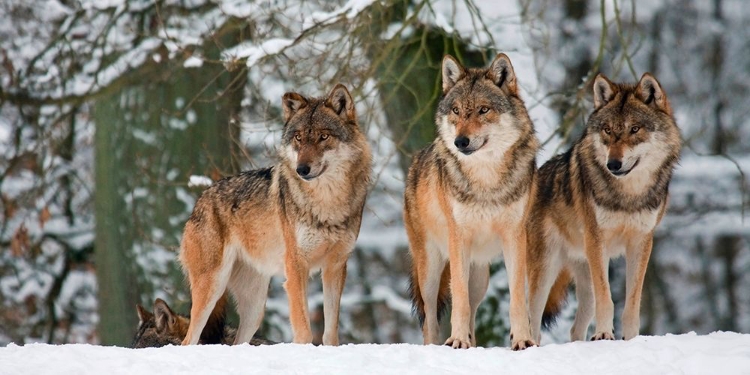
<box><xmin>93</xmin><ymin>21</ymin><xmax>247</xmax><ymax>346</ymax></box>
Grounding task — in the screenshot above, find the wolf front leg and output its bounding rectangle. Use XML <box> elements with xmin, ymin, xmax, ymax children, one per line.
<box><xmin>284</xmin><ymin>253</ymin><xmax>313</xmax><ymax>344</ymax></box>
<box><xmin>621</xmin><ymin>234</ymin><xmax>653</xmax><ymax>340</ymax></box>
<box><xmin>321</xmin><ymin>242</ymin><xmax>350</xmax><ymax>346</ymax></box>
<box><xmin>445</xmin><ymin>228</ymin><xmax>472</xmax><ymax>349</ymax></box>
<box><xmin>569</xmin><ymin>262</ymin><xmax>595</xmax><ymax>341</ymax></box>
<box><xmin>281</xmin><ymin>221</ymin><xmax>313</xmax><ymax>344</ymax></box>
<box><xmin>583</xmin><ymin>222</ymin><xmax>615</xmax><ymax>341</ymax></box>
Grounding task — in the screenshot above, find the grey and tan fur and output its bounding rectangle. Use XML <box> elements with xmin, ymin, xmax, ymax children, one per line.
<box><xmin>405</xmin><ymin>53</ymin><xmax>539</xmax><ymax>350</ymax></box>
<box><xmin>179</xmin><ymin>84</ymin><xmax>371</xmax><ymax>346</ymax></box>
<box><xmin>527</xmin><ymin>73</ymin><xmax>681</xmax><ymax>343</ymax></box>
<box><xmin>132</xmin><ymin>299</ymin><xmax>275</xmax><ymax>348</ymax></box>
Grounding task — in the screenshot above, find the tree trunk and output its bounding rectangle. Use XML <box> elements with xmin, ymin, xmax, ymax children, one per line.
<box><xmin>94</xmin><ymin>25</ymin><xmax>247</xmax><ymax>346</ymax></box>
<box><xmin>93</xmin><ymin>92</ymin><xmax>142</xmax><ymax>346</ymax></box>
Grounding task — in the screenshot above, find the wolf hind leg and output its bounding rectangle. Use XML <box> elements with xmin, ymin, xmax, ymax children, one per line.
<box><xmin>418</xmin><ymin>246</ymin><xmax>448</xmax><ymax>345</ymax></box>
<box><xmin>570</xmin><ymin>261</ymin><xmax>594</xmax><ymax>341</ymax></box>
<box><xmin>406</xmin><ymin>207</ymin><xmax>448</xmax><ymax>346</ymax></box>
<box><xmin>527</xmin><ymin>237</ymin><xmax>564</xmax><ymax>345</ymax></box>
<box><xmin>229</xmin><ymin>262</ymin><xmax>270</xmax><ymax>345</ymax></box>
<box><xmin>468</xmin><ymin>263</ymin><xmax>489</xmax><ymax>347</ymax></box>
<box><xmin>182</xmin><ymin>249</ymin><xmax>233</xmax><ymax>345</ymax></box>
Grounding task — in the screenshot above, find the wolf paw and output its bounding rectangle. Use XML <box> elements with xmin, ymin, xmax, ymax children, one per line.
<box><xmin>444</xmin><ymin>336</ymin><xmax>471</xmax><ymax>349</ymax></box>
<box><xmin>510</xmin><ymin>332</ymin><xmax>537</xmax><ymax>351</ymax></box>
<box><xmin>511</xmin><ymin>339</ymin><xmax>536</xmax><ymax>351</ymax></box>
<box><xmin>590</xmin><ymin>331</ymin><xmax>615</xmax><ymax>341</ymax></box>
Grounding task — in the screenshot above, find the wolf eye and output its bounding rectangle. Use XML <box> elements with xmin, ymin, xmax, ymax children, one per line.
<box><xmin>479</xmin><ymin>106</ymin><xmax>490</xmax><ymax>114</ymax></box>
<box><xmin>294</xmin><ymin>134</ymin><xmax>302</xmax><ymax>142</ymax></box>
<box><xmin>452</xmin><ymin>107</ymin><xmax>459</xmax><ymax>115</ymax></box>
<box><xmin>630</xmin><ymin>126</ymin><xmax>640</xmax><ymax>134</ymax></box>
<box><xmin>320</xmin><ymin>134</ymin><xmax>329</xmax><ymax>141</ymax></box>
<box><xmin>603</xmin><ymin>127</ymin><xmax>611</xmax><ymax>135</ymax></box>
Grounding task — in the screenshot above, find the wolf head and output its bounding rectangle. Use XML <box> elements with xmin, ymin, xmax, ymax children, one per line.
<box><xmin>436</xmin><ymin>53</ymin><xmax>529</xmax><ymax>158</ymax></box>
<box><xmin>584</xmin><ymin>73</ymin><xmax>681</xmax><ymax>179</ymax></box>
<box><xmin>132</xmin><ymin>298</ymin><xmax>189</xmax><ymax>348</ymax></box>
<box><xmin>280</xmin><ymin>84</ymin><xmax>365</xmax><ymax>181</ymax></box>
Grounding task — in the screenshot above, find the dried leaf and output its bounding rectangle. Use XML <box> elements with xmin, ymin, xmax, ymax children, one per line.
<box><xmin>40</xmin><ymin>207</ymin><xmax>51</xmax><ymax>225</ymax></box>
<box><xmin>39</xmin><ymin>206</ymin><xmax>51</xmax><ymax>228</ymax></box>
<box><xmin>1</xmin><ymin>194</ymin><xmax>16</xmax><ymax>219</ymax></box>
<box><xmin>210</xmin><ymin>168</ymin><xmax>223</xmax><ymax>182</ymax></box>
<box><xmin>10</xmin><ymin>224</ymin><xmax>29</xmax><ymax>257</ymax></box>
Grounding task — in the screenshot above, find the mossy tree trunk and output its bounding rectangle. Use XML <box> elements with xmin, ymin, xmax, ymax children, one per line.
<box><xmin>94</xmin><ymin>25</ymin><xmax>247</xmax><ymax>346</ymax></box>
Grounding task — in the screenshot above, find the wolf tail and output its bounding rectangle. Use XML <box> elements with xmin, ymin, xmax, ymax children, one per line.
<box><xmin>197</xmin><ymin>292</ymin><xmax>228</xmax><ymax>344</ymax></box>
<box><xmin>541</xmin><ymin>268</ymin><xmax>572</xmax><ymax>329</ymax></box>
<box><xmin>409</xmin><ymin>263</ymin><xmax>451</xmax><ymax>327</ymax></box>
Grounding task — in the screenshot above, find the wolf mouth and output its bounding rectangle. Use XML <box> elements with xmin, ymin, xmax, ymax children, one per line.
<box><xmin>459</xmin><ymin>138</ymin><xmax>488</xmax><ymax>155</ymax></box>
<box><xmin>611</xmin><ymin>158</ymin><xmax>640</xmax><ymax>177</ymax></box>
<box><xmin>300</xmin><ymin>164</ymin><xmax>327</xmax><ymax>181</ymax></box>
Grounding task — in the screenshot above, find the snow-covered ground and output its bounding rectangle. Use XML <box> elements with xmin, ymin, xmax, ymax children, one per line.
<box><xmin>1</xmin><ymin>332</ymin><xmax>749</xmax><ymax>375</ymax></box>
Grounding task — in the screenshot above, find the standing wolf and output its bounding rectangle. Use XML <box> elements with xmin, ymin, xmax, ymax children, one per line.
<box><xmin>405</xmin><ymin>53</ymin><xmax>539</xmax><ymax>350</ymax></box>
<box><xmin>527</xmin><ymin>73</ymin><xmax>681</xmax><ymax>343</ymax></box>
<box><xmin>179</xmin><ymin>84</ymin><xmax>371</xmax><ymax>346</ymax></box>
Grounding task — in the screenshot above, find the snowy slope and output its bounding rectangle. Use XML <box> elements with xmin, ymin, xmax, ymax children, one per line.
<box><xmin>1</xmin><ymin>332</ymin><xmax>749</xmax><ymax>375</ymax></box>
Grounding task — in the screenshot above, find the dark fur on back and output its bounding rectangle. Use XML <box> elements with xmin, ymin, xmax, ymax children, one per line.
<box><xmin>190</xmin><ymin>168</ymin><xmax>274</xmax><ymax>224</ymax></box>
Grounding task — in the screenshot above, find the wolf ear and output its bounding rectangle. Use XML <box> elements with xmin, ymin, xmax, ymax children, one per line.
<box><xmin>442</xmin><ymin>55</ymin><xmax>464</xmax><ymax>93</ymax></box>
<box><xmin>326</xmin><ymin>83</ymin><xmax>356</xmax><ymax>121</ymax></box>
<box><xmin>487</xmin><ymin>53</ymin><xmax>517</xmax><ymax>95</ymax></box>
<box><xmin>153</xmin><ymin>298</ymin><xmax>177</xmax><ymax>333</ymax></box>
<box><xmin>136</xmin><ymin>304</ymin><xmax>153</xmax><ymax>325</ymax></box>
<box><xmin>282</xmin><ymin>92</ymin><xmax>308</xmax><ymax>123</ymax></box>
<box><xmin>593</xmin><ymin>74</ymin><xmax>617</xmax><ymax>110</ymax></box>
<box><xmin>635</xmin><ymin>73</ymin><xmax>671</xmax><ymax>114</ymax></box>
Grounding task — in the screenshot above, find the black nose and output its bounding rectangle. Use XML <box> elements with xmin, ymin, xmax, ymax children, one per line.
<box><xmin>607</xmin><ymin>160</ymin><xmax>622</xmax><ymax>172</ymax></box>
<box><xmin>454</xmin><ymin>136</ymin><xmax>471</xmax><ymax>150</ymax></box>
<box><xmin>296</xmin><ymin>164</ymin><xmax>311</xmax><ymax>177</ymax></box>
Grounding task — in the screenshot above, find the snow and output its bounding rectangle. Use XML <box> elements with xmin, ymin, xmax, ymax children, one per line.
<box><xmin>182</xmin><ymin>56</ymin><xmax>203</xmax><ymax>68</ymax></box>
<box><xmin>187</xmin><ymin>175</ymin><xmax>213</xmax><ymax>188</ymax></box>
<box><xmin>1</xmin><ymin>332</ymin><xmax>749</xmax><ymax>374</ymax></box>
<box><xmin>224</xmin><ymin>38</ymin><xmax>295</xmax><ymax>67</ymax></box>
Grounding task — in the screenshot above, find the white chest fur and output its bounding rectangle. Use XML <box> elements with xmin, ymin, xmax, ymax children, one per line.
<box><xmin>448</xmin><ymin>194</ymin><xmax>527</xmax><ymax>263</ymax></box>
<box><xmin>295</xmin><ymin>224</ymin><xmax>325</xmax><ymax>253</ymax></box>
<box><xmin>594</xmin><ymin>205</ymin><xmax>659</xmax><ymax>233</ymax></box>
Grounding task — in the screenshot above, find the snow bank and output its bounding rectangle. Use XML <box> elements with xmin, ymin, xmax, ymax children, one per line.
<box><xmin>1</xmin><ymin>332</ymin><xmax>749</xmax><ymax>375</ymax></box>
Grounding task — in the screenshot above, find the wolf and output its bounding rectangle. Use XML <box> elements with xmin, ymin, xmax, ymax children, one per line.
<box><xmin>179</xmin><ymin>84</ymin><xmax>372</xmax><ymax>346</ymax></box>
<box><xmin>405</xmin><ymin>53</ymin><xmax>540</xmax><ymax>350</ymax></box>
<box><xmin>527</xmin><ymin>73</ymin><xmax>681</xmax><ymax>343</ymax></box>
<box><xmin>132</xmin><ymin>299</ymin><xmax>275</xmax><ymax>348</ymax></box>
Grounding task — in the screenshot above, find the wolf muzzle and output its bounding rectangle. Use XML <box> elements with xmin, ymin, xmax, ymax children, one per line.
<box><xmin>454</xmin><ymin>136</ymin><xmax>480</xmax><ymax>155</ymax></box>
<box><xmin>296</xmin><ymin>164</ymin><xmax>311</xmax><ymax>178</ymax></box>
<box><xmin>607</xmin><ymin>158</ymin><xmax>639</xmax><ymax>177</ymax></box>
<box><xmin>606</xmin><ymin>159</ymin><xmax>622</xmax><ymax>173</ymax></box>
